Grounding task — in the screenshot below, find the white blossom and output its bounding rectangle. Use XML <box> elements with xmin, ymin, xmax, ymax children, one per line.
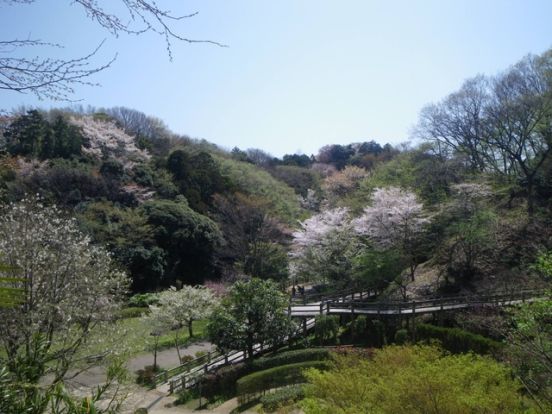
<box><xmin>70</xmin><ymin>116</ymin><xmax>150</xmax><ymax>168</ymax></box>
<box><xmin>353</xmin><ymin>187</ymin><xmax>429</xmax><ymax>249</ymax></box>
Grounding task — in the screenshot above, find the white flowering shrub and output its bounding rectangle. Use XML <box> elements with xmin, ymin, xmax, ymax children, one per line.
<box><xmin>70</xmin><ymin>116</ymin><xmax>150</xmax><ymax>168</ymax></box>
<box><xmin>0</xmin><ymin>197</ymin><xmax>129</xmax><ymax>381</ymax></box>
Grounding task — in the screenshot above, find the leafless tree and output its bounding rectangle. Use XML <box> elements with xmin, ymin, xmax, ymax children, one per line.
<box><xmin>417</xmin><ymin>50</ymin><xmax>552</xmax><ymax>215</ymax></box>
<box><xmin>0</xmin><ymin>0</ymin><xmax>225</xmax><ymax>101</ymax></box>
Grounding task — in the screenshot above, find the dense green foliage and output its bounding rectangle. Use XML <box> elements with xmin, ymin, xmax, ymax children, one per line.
<box><xmin>302</xmin><ymin>345</ymin><xmax>536</xmax><ymax>414</ymax></box>
<box><xmin>314</xmin><ymin>315</ymin><xmax>340</xmax><ymax>345</ymax></box>
<box><xmin>207</xmin><ymin>279</ymin><xmax>294</xmax><ymax>358</ymax></box>
<box><xmin>416</xmin><ymin>323</ymin><xmax>503</xmax><ymax>355</ymax></box>
<box><xmin>260</xmin><ymin>384</ymin><xmax>305</xmax><ymax>412</ymax></box>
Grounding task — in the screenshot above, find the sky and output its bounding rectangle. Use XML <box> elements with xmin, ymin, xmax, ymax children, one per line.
<box><xmin>1</xmin><ymin>0</ymin><xmax>551</xmax><ymax>157</ymax></box>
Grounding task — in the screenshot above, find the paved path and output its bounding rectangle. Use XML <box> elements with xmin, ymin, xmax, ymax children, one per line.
<box><xmin>67</xmin><ymin>341</ymin><xmax>214</xmax><ymax>389</ymax></box>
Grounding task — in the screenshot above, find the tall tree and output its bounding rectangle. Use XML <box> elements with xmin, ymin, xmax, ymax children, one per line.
<box><xmin>207</xmin><ymin>279</ymin><xmax>294</xmax><ymax>359</ymax></box>
<box><xmin>418</xmin><ymin>50</ymin><xmax>552</xmax><ymax>215</ymax></box>
<box><xmin>354</xmin><ymin>187</ymin><xmax>430</xmax><ymax>281</ymax></box>
<box><xmin>0</xmin><ymin>197</ymin><xmax>129</xmax><ymax>411</ymax></box>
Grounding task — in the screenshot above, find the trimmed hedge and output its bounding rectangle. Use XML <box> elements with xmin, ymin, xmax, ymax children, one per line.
<box><xmin>237</xmin><ymin>360</ymin><xmax>330</xmax><ymax>401</ymax></box>
<box><xmin>198</xmin><ymin>348</ymin><xmax>332</xmax><ymax>400</ymax></box>
<box><xmin>416</xmin><ymin>323</ymin><xmax>503</xmax><ymax>355</ymax></box>
<box><xmin>260</xmin><ymin>385</ymin><xmax>305</xmax><ymax>412</ymax></box>
<box><xmin>251</xmin><ymin>348</ymin><xmax>331</xmax><ymax>372</ymax></box>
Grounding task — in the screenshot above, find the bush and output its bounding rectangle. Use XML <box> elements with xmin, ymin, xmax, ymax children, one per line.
<box><xmin>199</xmin><ymin>362</ymin><xmax>249</xmax><ymax>399</ymax></box>
<box><xmin>260</xmin><ymin>385</ymin><xmax>305</xmax><ymax>412</ymax></box>
<box><xmin>251</xmin><ymin>348</ymin><xmax>331</xmax><ymax>372</ymax></box>
<box><xmin>314</xmin><ymin>315</ymin><xmax>340</xmax><ymax>345</ymax></box>
<box><xmin>173</xmin><ymin>389</ymin><xmax>196</xmax><ymax>406</ymax></box>
<box><xmin>134</xmin><ymin>409</ymin><xmax>148</xmax><ymax>414</ymax></box>
<box><xmin>180</xmin><ymin>355</ymin><xmax>194</xmax><ymax>364</ymax></box>
<box><xmin>416</xmin><ymin>323</ymin><xmax>502</xmax><ymax>355</ymax></box>
<box><xmin>195</xmin><ymin>350</ymin><xmax>207</xmax><ymax>358</ymax></box>
<box><xmin>394</xmin><ymin>329</ymin><xmax>408</xmax><ymax>345</ymax></box>
<box><xmin>119</xmin><ymin>306</ymin><xmax>149</xmax><ymax>319</ymax></box>
<box><xmin>128</xmin><ymin>293</ymin><xmax>158</xmax><ymax>308</ymax></box>
<box><xmin>135</xmin><ymin>365</ymin><xmax>161</xmax><ymax>385</ymax></box>
<box><xmin>237</xmin><ymin>360</ymin><xmax>331</xmax><ymax>401</ymax></box>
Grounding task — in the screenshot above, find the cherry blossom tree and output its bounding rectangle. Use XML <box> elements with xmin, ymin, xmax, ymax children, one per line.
<box><xmin>290</xmin><ymin>207</ymin><xmax>359</xmax><ymax>285</ymax></box>
<box><xmin>0</xmin><ymin>197</ymin><xmax>129</xmax><ymax>408</ymax></box>
<box><xmin>149</xmin><ymin>285</ymin><xmax>217</xmax><ymax>362</ymax></box>
<box><xmin>354</xmin><ymin>187</ymin><xmax>430</xmax><ymax>281</ymax></box>
<box><xmin>70</xmin><ymin>115</ymin><xmax>150</xmax><ymax>168</ymax></box>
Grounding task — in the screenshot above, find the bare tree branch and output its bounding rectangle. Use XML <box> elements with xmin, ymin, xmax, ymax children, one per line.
<box><xmin>0</xmin><ymin>0</ymin><xmax>226</xmax><ymax>100</ymax></box>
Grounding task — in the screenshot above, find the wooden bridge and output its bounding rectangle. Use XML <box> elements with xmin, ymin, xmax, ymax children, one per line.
<box><xmin>290</xmin><ymin>288</ymin><xmax>545</xmax><ymax>317</ymax></box>
<box><xmin>156</xmin><ymin>288</ymin><xmax>547</xmax><ymax>394</ymax></box>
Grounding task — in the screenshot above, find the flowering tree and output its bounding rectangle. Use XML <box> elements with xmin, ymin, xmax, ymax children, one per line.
<box><xmin>322</xmin><ymin>165</ymin><xmax>369</xmax><ymax>200</ymax></box>
<box><xmin>149</xmin><ymin>285</ymin><xmax>217</xmax><ymax>362</ymax></box>
<box><xmin>354</xmin><ymin>187</ymin><xmax>429</xmax><ymax>281</ymax></box>
<box><xmin>70</xmin><ymin>116</ymin><xmax>150</xmax><ymax>168</ymax></box>
<box><xmin>0</xmin><ymin>197</ymin><xmax>129</xmax><ymax>410</ymax></box>
<box><xmin>290</xmin><ymin>207</ymin><xmax>359</xmax><ymax>284</ymax></box>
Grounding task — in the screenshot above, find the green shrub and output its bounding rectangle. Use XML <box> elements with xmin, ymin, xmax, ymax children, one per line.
<box><xmin>134</xmin><ymin>408</ymin><xmax>148</xmax><ymax>414</ymax></box>
<box><xmin>260</xmin><ymin>385</ymin><xmax>305</xmax><ymax>412</ymax></box>
<box><xmin>195</xmin><ymin>350</ymin><xmax>207</xmax><ymax>358</ymax></box>
<box><xmin>173</xmin><ymin>389</ymin><xmax>196</xmax><ymax>406</ymax></box>
<box><xmin>314</xmin><ymin>315</ymin><xmax>340</xmax><ymax>345</ymax></box>
<box><xmin>180</xmin><ymin>355</ymin><xmax>194</xmax><ymax>364</ymax></box>
<box><xmin>128</xmin><ymin>293</ymin><xmax>158</xmax><ymax>308</ymax></box>
<box><xmin>135</xmin><ymin>365</ymin><xmax>161</xmax><ymax>385</ymax></box>
<box><xmin>251</xmin><ymin>348</ymin><xmax>331</xmax><ymax>372</ymax></box>
<box><xmin>394</xmin><ymin>329</ymin><xmax>408</xmax><ymax>345</ymax></box>
<box><xmin>119</xmin><ymin>306</ymin><xmax>149</xmax><ymax>319</ymax></box>
<box><xmin>237</xmin><ymin>360</ymin><xmax>331</xmax><ymax>402</ymax></box>
<box><xmin>416</xmin><ymin>323</ymin><xmax>502</xmax><ymax>355</ymax></box>
<box><xmin>199</xmin><ymin>362</ymin><xmax>249</xmax><ymax>399</ymax></box>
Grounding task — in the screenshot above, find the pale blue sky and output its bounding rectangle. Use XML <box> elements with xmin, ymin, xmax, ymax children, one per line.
<box><xmin>1</xmin><ymin>1</ymin><xmax>551</xmax><ymax>156</ymax></box>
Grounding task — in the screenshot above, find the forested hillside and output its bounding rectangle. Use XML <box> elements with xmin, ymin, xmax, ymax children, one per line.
<box><xmin>2</xmin><ymin>51</ymin><xmax>552</xmax><ymax>299</ymax></box>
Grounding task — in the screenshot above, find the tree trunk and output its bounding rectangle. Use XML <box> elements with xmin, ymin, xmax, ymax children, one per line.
<box><xmin>174</xmin><ymin>332</ymin><xmax>182</xmax><ymax>363</ymax></box>
<box><xmin>153</xmin><ymin>336</ymin><xmax>159</xmax><ymax>369</ymax></box>
<box><xmin>527</xmin><ymin>177</ymin><xmax>535</xmax><ymax>216</ymax></box>
<box><xmin>188</xmin><ymin>319</ymin><xmax>194</xmax><ymax>338</ymax></box>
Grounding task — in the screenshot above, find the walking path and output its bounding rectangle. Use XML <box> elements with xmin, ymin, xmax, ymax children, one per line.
<box><xmin>67</xmin><ymin>341</ymin><xmax>214</xmax><ymax>389</ymax></box>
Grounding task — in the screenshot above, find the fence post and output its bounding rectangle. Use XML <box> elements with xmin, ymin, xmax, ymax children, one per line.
<box><xmin>182</xmin><ymin>376</ymin><xmax>186</xmax><ymax>390</ymax></box>
<box><xmin>327</xmin><ymin>301</ymin><xmax>330</xmax><ymax>314</ymax></box>
<box><xmin>169</xmin><ymin>380</ymin><xmax>174</xmax><ymax>394</ymax></box>
<box><xmin>225</xmin><ymin>354</ymin><xmax>228</xmax><ymax>364</ymax></box>
<box><xmin>320</xmin><ymin>302</ymin><xmax>324</xmax><ymax>315</ymax></box>
<box><xmin>164</xmin><ymin>371</ymin><xmax>168</xmax><ymax>383</ymax></box>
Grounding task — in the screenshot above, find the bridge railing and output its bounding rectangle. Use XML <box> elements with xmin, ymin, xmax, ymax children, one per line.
<box><xmin>290</xmin><ymin>287</ymin><xmax>380</xmax><ymax>305</ymax></box>
<box><xmin>326</xmin><ymin>288</ymin><xmax>547</xmax><ymax>315</ymax></box>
